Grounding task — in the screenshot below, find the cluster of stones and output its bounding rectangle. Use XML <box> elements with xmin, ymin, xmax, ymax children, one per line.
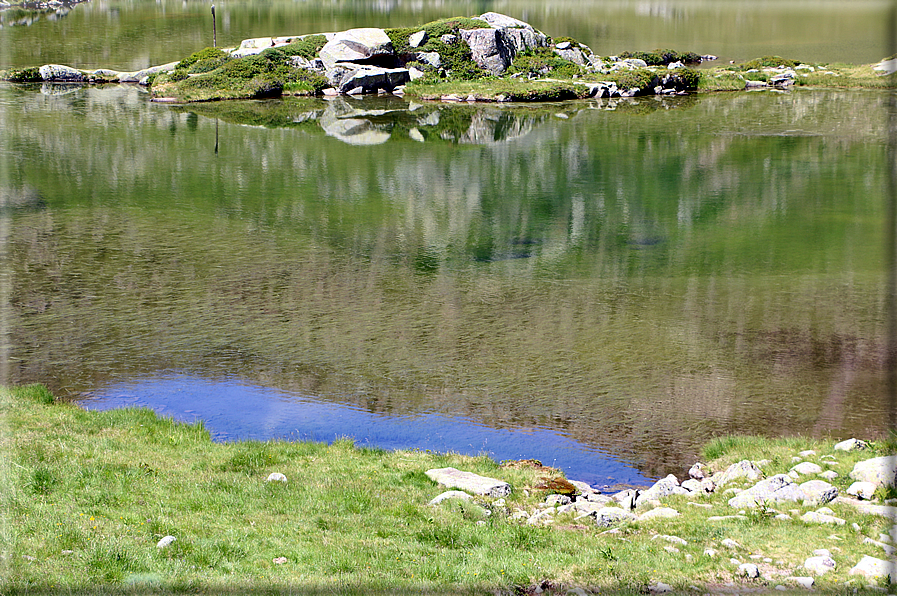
<box><xmin>17</xmin><ymin>12</ymin><xmax>701</xmax><ymax>99</ymax></box>
<box><xmin>420</xmin><ymin>438</ymin><xmax>897</xmax><ymax>590</ymax></box>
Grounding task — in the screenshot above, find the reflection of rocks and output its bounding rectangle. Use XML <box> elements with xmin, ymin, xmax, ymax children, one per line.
<box><xmin>0</xmin><ymin>0</ymin><xmax>87</xmax><ymax>27</ymax></box>
<box><xmin>0</xmin><ymin>186</ymin><xmax>44</xmax><ymax>213</ymax></box>
<box><xmin>319</xmin><ymin>99</ymin><xmax>395</xmax><ymax>145</ymax></box>
<box><xmin>40</xmin><ymin>82</ymin><xmax>82</xmax><ymax>95</ymax></box>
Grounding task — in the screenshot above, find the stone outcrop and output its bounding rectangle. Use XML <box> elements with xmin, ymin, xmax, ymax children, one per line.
<box><xmin>319</xmin><ymin>28</ymin><xmax>395</xmax><ymax>70</ymax></box>
<box><xmin>849</xmin><ymin>555</ymin><xmax>896</xmax><ymax>582</ymax></box>
<box><xmin>38</xmin><ymin>64</ymin><xmax>84</xmax><ymax>82</ymax></box>
<box><xmin>425</xmin><ymin>467</ymin><xmax>511</xmax><ymax>497</ymax></box>
<box><xmin>850</xmin><ymin>455</ymin><xmax>897</xmax><ymax>488</ymax></box>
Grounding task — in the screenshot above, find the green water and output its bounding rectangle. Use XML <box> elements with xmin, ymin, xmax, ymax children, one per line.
<box><xmin>1</xmin><ymin>82</ymin><xmax>889</xmax><ymax>475</ymax></box>
<box><xmin>0</xmin><ymin>0</ymin><xmax>891</xmax><ymax>71</ymax></box>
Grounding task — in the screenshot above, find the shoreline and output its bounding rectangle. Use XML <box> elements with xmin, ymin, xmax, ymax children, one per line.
<box><xmin>3</xmin><ymin>383</ymin><xmax>896</xmax><ymax>594</ymax></box>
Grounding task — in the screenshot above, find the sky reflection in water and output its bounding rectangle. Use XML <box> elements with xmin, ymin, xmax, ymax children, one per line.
<box><xmin>81</xmin><ymin>375</ymin><xmax>653</xmax><ymax>489</ymax></box>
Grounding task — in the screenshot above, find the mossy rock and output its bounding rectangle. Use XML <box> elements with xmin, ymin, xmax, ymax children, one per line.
<box><xmin>4</xmin><ymin>67</ymin><xmax>42</xmax><ymax>83</ymax></box>
<box><xmin>385</xmin><ymin>16</ymin><xmax>490</xmax><ymax>81</ymax></box>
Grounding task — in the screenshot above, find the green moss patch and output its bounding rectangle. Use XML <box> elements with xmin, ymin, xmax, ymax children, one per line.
<box><xmin>508</xmin><ymin>47</ymin><xmax>584</xmax><ymax>79</ymax></box>
<box><xmin>736</xmin><ymin>55</ymin><xmax>801</xmax><ymax>70</ymax></box>
<box><xmin>279</xmin><ymin>34</ymin><xmax>328</xmax><ymax>60</ymax></box>
<box><xmin>619</xmin><ymin>49</ymin><xmax>702</xmax><ymax>66</ymax></box>
<box><xmin>152</xmin><ymin>48</ymin><xmax>327</xmax><ymax>102</ymax></box>
<box><xmin>4</xmin><ymin>67</ymin><xmax>42</xmax><ymax>82</ymax></box>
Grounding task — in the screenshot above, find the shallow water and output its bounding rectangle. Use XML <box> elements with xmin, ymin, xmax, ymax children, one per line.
<box><xmin>3</xmin><ymin>82</ymin><xmax>890</xmax><ymax>482</ymax></box>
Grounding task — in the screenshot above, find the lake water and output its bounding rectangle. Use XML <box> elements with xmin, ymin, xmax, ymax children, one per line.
<box><xmin>2</xmin><ymin>0</ymin><xmax>893</xmax><ymax>486</ymax></box>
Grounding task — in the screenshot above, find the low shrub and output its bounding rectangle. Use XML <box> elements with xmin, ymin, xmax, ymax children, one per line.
<box><xmin>736</xmin><ymin>55</ymin><xmax>801</xmax><ymax>70</ymax></box>
<box><xmin>508</xmin><ymin>47</ymin><xmax>584</xmax><ymax>79</ymax></box>
<box><xmin>5</xmin><ymin>67</ymin><xmax>42</xmax><ymax>82</ymax></box>
<box><xmin>280</xmin><ymin>34</ymin><xmax>328</xmax><ymax>60</ymax></box>
<box><xmin>176</xmin><ymin>47</ymin><xmax>227</xmax><ymax>71</ymax></box>
<box><xmin>157</xmin><ymin>48</ymin><xmax>328</xmax><ymax>100</ymax></box>
<box><xmin>619</xmin><ymin>49</ymin><xmax>701</xmax><ymax>65</ymax></box>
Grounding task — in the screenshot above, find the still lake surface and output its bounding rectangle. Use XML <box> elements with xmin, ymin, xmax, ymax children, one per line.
<box><xmin>2</xmin><ymin>0</ymin><xmax>892</xmax><ymax>485</ymax></box>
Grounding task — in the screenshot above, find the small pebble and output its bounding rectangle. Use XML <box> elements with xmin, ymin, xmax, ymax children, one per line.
<box><xmin>156</xmin><ymin>536</ymin><xmax>176</xmax><ymax>548</ymax></box>
<box><xmin>273</xmin><ymin>557</ymin><xmax>287</xmax><ymax>565</ymax></box>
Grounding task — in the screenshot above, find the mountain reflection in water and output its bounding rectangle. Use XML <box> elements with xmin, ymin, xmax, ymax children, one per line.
<box><xmin>4</xmin><ymin>85</ymin><xmax>890</xmax><ymax>479</ymax></box>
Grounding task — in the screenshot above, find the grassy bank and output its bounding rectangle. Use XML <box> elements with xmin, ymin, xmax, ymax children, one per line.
<box><xmin>1</xmin><ymin>384</ymin><xmax>894</xmax><ymax>595</ymax></box>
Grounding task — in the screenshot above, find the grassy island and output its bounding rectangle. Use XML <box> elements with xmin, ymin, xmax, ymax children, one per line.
<box><xmin>2</xmin><ymin>13</ymin><xmax>895</xmax><ymax>103</ymax></box>
<box><xmin>2</xmin><ymin>384</ymin><xmax>895</xmax><ymax>595</ymax></box>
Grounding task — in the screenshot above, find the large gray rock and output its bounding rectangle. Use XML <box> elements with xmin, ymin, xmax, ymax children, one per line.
<box><xmin>803</xmin><ymin>555</ymin><xmax>836</xmax><ymax>575</ymax></box>
<box><xmin>847</xmin><ymin>481</ymin><xmax>878</xmax><ymax>499</ymax></box>
<box><xmin>636</xmin><ymin>474</ymin><xmax>680</xmax><ymax>508</ymax></box>
<box><xmin>119</xmin><ymin>62</ymin><xmax>178</xmax><ymax>84</ymax></box>
<box><xmin>595</xmin><ymin>507</ymin><xmax>637</xmax><ymax>527</ymax></box>
<box><xmin>319</xmin><ymin>28</ymin><xmax>394</xmax><ymax>70</ymax></box>
<box><xmin>714</xmin><ymin>460</ymin><xmax>763</xmax><ymax>486</ymax></box>
<box><xmin>727</xmin><ymin>474</ymin><xmax>792</xmax><ymax>508</ymax></box>
<box><xmin>476</xmin><ymin>12</ymin><xmax>531</xmax><ymax>30</ymax></box>
<box><xmin>408</xmin><ymin>30</ymin><xmax>427</xmax><ymax>48</ymax></box>
<box><xmin>425</xmin><ymin>467</ymin><xmax>511</xmax><ymax>497</ymax></box>
<box><xmin>834</xmin><ymin>438</ymin><xmax>868</xmax><ymax>451</ymax></box>
<box><xmin>799</xmin><ymin>480</ymin><xmax>838</xmax><ymax>506</ymax></box>
<box><xmin>553</xmin><ymin>47</ymin><xmax>587</xmax><ymax>66</ymax></box>
<box><xmin>460</xmin><ymin>28</ymin><xmax>512</xmax><ymax>75</ymax></box>
<box><xmin>850</xmin><ymin>456</ymin><xmax>897</xmax><ymax>488</ymax></box>
<box><xmin>848</xmin><ymin>555</ymin><xmax>896</xmax><ymax>582</ymax></box>
<box><xmin>688</xmin><ymin>463</ymin><xmax>708</xmax><ymax>480</ymax></box>
<box><xmin>791</xmin><ymin>462</ymin><xmax>823</xmax><ymax>476</ymax></box>
<box><xmin>414</xmin><ymin>52</ymin><xmax>441</xmax><ymax>69</ymax></box>
<box><xmin>502</xmin><ymin>27</ymin><xmax>547</xmax><ymax>55</ymax></box>
<box><xmin>336</xmin><ymin>66</ymin><xmax>409</xmax><ymax>94</ymax></box>
<box><xmin>39</xmin><ymin>64</ymin><xmax>85</xmax><ymax>82</ymax></box>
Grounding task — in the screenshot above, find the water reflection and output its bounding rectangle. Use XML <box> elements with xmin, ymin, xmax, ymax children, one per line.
<box><xmin>82</xmin><ymin>374</ymin><xmax>652</xmax><ymax>488</ymax></box>
<box><xmin>174</xmin><ymin>94</ymin><xmax>701</xmax><ymax>146</ymax></box>
<box><xmin>3</xmin><ymin>85</ymin><xmax>890</xmax><ymax>478</ymax></box>
<box><xmin>0</xmin><ymin>0</ymin><xmax>88</xmax><ymax>28</ymax></box>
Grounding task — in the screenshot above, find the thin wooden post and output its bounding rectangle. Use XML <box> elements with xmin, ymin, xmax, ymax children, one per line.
<box><xmin>211</xmin><ymin>4</ymin><xmax>217</xmax><ymax>48</ymax></box>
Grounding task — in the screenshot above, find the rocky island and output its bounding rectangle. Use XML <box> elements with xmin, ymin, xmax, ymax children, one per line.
<box><xmin>3</xmin><ymin>12</ymin><xmax>895</xmax><ymax>103</ymax></box>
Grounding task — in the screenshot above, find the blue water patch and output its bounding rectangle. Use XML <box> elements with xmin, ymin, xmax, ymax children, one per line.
<box><xmin>80</xmin><ymin>374</ymin><xmax>653</xmax><ymax>489</ymax></box>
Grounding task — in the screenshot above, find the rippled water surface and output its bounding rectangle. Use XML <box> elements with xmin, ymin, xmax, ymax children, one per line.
<box><xmin>3</xmin><ymin>81</ymin><xmax>890</xmax><ymax>482</ymax></box>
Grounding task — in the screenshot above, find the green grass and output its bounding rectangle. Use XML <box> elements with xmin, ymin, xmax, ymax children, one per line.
<box><xmin>2</xmin><ymin>384</ymin><xmax>896</xmax><ymax>595</ymax></box>
<box><xmin>152</xmin><ymin>48</ymin><xmax>328</xmax><ymax>101</ymax></box>
<box><xmin>404</xmin><ymin>78</ymin><xmax>589</xmax><ymax>101</ymax></box>
<box><xmin>507</xmin><ymin>47</ymin><xmax>585</xmax><ymax>79</ymax></box>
